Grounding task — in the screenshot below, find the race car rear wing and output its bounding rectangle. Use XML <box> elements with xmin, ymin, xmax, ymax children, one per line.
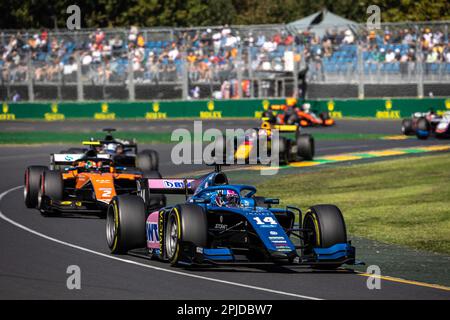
<box><xmin>261</xmin><ymin>121</ymin><xmax>299</xmax><ymax>133</ymax></box>
<box><xmin>50</xmin><ymin>153</ymin><xmax>111</xmax><ymax>166</ymax></box>
<box><xmin>146</xmin><ymin>178</ymin><xmax>198</xmax><ymax>195</ymax></box>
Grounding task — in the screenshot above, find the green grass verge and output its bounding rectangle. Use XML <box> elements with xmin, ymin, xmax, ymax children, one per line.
<box><xmin>256</xmin><ymin>153</ymin><xmax>450</xmax><ymax>254</ymax></box>
<box><xmin>0</xmin><ymin>131</ymin><xmax>390</xmax><ymax>144</ymax></box>
<box><xmin>0</xmin><ymin>131</ymin><xmax>173</xmax><ymax>144</ymax></box>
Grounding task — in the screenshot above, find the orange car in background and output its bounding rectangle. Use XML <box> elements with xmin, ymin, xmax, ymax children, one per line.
<box><xmin>24</xmin><ymin>154</ymin><xmax>165</xmax><ymax>217</ymax></box>
<box><xmin>262</xmin><ymin>98</ymin><xmax>335</xmax><ymax>127</ymax></box>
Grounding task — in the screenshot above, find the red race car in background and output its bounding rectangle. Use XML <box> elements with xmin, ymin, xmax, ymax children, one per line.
<box><xmin>262</xmin><ymin>98</ymin><xmax>335</xmax><ymax>127</ymax></box>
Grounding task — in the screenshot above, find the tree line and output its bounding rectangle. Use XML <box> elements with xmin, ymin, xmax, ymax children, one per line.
<box><xmin>1</xmin><ymin>0</ymin><xmax>449</xmax><ymax>29</ymax></box>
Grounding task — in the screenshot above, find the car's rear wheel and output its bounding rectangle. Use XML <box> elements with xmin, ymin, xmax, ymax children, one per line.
<box><xmin>286</xmin><ymin>113</ymin><xmax>299</xmax><ymax>125</ymax></box>
<box><xmin>278</xmin><ymin>137</ymin><xmax>290</xmax><ymax>165</ymax></box>
<box><xmin>139</xmin><ymin>170</ymin><xmax>167</xmax><ymax>216</ymax></box>
<box><xmin>416</xmin><ymin>117</ymin><xmax>431</xmax><ymax>140</ymax></box>
<box><xmin>106</xmin><ymin>195</ymin><xmax>146</xmax><ymax>254</ymax></box>
<box><xmin>401</xmin><ymin>119</ymin><xmax>414</xmax><ymax>135</ymax></box>
<box><xmin>319</xmin><ymin>112</ymin><xmax>330</xmax><ymax>122</ymax></box>
<box><xmin>37</xmin><ymin>170</ymin><xmax>63</xmax><ymax>215</ymax></box>
<box><xmin>262</xmin><ymin>111</ymin><xmax>276</xmax><ymax>124</ymax></box>
<box><xmin>24</xmin><ymin>166</ymin><xmax>47</xmax><ymax>208</ymax></box>
<box><xmin>297</xmin><ymin>134</ymin><xmax>314</xmax><ymax>160</ymax></box>
<box><xmin>137</xmin><ymin>149</ymin><xmax>159</xmax><ymax>171</ymax></box>
<box><xmin>303</xmin><ymin>205</ymin><xmax>347</xmax><ymax>270</ymax></box>
<box><xmin>164</xmin><ymin>204</ymin><xmax>207</xmax><ymax>266</ymax></box>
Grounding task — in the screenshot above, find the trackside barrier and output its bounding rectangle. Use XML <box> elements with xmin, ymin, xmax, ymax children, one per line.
<box><xmin>0</xmin><ymin>98</ymin><xmax>449</xmax><ymax>121</ymax></box>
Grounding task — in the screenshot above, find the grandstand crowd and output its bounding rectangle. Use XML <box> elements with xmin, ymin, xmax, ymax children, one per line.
<box><xmin>1</xmin><ymin>24</ymin><xmax>449</xmax><ymax>91</ymax></box>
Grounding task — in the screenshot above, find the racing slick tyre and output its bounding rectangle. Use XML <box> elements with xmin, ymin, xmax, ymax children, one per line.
<box><xmin>106</xmin><ymin>195</ymin><xmax>146</xmax><ymax>254</ymax></box>
<box><xmin>139</xmin><ymin>170</ymin><xmax>167</xmax><ymax>216</ymax></box>
<box><xmin>24</xmin><ymin>166</ymin><xmax>47</xmax><ymax>208</ymax></box>
<box><xmin>296</xmin><ymin>134</ymin><xmax>315</xmax><ymax>160</ymax></box>
<box><xmin>401</xmin><ymin>119</ymin><xmax>414</xmax><ymax>136</ymax></box>
<box><xmin>286</xmin><ymin>113</ymin><xmax>299</xmax><ymax>125</ymax></box>
<box><xmin>319</xmin><ymin>112</ymin><xmax>329</xmax><ymax>121</ymax></box>
<box><xmin>137</xmin><ymin>149</ymin><xmax>159</xmax><ymax>171</ymax></box>
<box><xmin>303</xmin><ymin>205</ymin><xmax>347</xmax><ymax>270</ymax></box>
<box><xmin>277</xmin><ymin>137</ymin><xmax>290</xmax><ymax>165</ymax></box>
<box><xmin>416</xmin><ymin>117</ymin><xmax>431</xmax><ymax>140</ymax></box>
<box><xmin>37</xmin><ymin>170</ymin><xmax>63</xmax><ymax>215</ymax></box>
<box><xmin>164</xmin><ymin>204</ymin><xmax>208</xmax><ymax>266</ymax></box>
<box><xmin>262</xmin><ymin>111</ymin><xmax>276</xmax><ymax>124</ymax></box>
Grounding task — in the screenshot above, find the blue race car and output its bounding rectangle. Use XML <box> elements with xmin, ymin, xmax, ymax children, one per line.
<box><xmin>106</xmin><ymin>166</ymin><xmax>358</xmax><ymax>269</ymax></box>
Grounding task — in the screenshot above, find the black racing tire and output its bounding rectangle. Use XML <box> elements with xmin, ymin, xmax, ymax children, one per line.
<box><xmin>303</xmin><ymin>205</ymin><xmax>347</xmax><ymax>269</ymax></box>
<box><xmin>137</xmin><ymin>149</ymin><xmax>159</xmax><ymax>171</ymax></box>
<box><xmin>278</xmin><ymin>136</ymin><xmax>290</xmax><ymax>165</ymax></box>
<box><xmin>401</xmin><ymin>119</ymin><xmax>414</xmax><ymax>136</ymax></box>
<box><xmin>37</xmin><ymin>170</ymin><xmax>63</xmax><ymax>214</ymax></box>
<box><xmin>319</xmin><ymin>111</ymin><xmax>330</xmax><ymax>120</ymax></box>
<box><xmin>286</xmin><ymin>113</ymin><xmax>299</xmax><ymax>125</ymax></box>
<box><xmin>24</xmin><ymin>166</ymin><xmax>47</xmax><ymax>208</ymax></box>
<box><xmin>416</xmin><ymin>117</ymin><xmax>431</xmax><ymax>140</ymax></box>
<box><xmin>297</xmin><ymin>134</ymin><xmax>315</xmax><ymax>160</ymax></box>
<box><xmin>164</xmin><ymin>204</ymin><xmax>208</xmax><ymax>266</ymax></box>
<box><xmin>106</xmin><ymin>195</ymin><xmax>146</xmax><ymax>254</ymax></box>
<box><xmin>262</xmin><ymin>111</ymin><xmax>276</xmax><ymax>124</ymax></box>
<box><xmin>139</xmin><ymin>170</ymin><xmax>167</xmax><ymax>215</ymax></box>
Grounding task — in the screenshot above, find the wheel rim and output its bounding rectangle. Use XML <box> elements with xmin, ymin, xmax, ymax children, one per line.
<box><xmin>303</xmin><ymin>214</ymin><xmax>319</xmax><ymax>251</ymax></box>
<box><xmin>165</xmin><ymin>214</ymin><xmax>178</xmax><ymax>259</ymax></box>
<box><xmin>106</xmin><ymin>206</ymin><xmax>116</xmax><ymax>248</ymax></box>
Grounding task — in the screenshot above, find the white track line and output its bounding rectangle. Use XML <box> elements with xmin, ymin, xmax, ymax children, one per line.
<box><xmin>0</xmin><ymin>186</ymin><xmax>322</xmax><ymax>300</ymax></box>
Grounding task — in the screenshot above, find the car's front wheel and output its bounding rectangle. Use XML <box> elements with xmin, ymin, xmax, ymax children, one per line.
<box><xmin>24</xmin><ymin>165</ymin><xmax>47</xmax><ymax>208</ymax></box>
<box><xmin>164</xmin><ymin>204</ymin><xmax>207</xmax><ymax>266</ymax></box>
<box><xmin>106</xmin><ymin>195</ymin><xmax>146</xmax><ymax>254</ymax></box>
<box><xmin>37</xmin><ymin>170</ymin><xmax>63</xmax><ymax>215</ymax></box>
<box><xmin>303</xmin><ymin>205</ymin><xmax>347</xmax><ymax>270</ymax></box>
<box><xmin>401</xmin><ymin>119</ymin><xmax>414</xmax><ymax>135</ymax></box>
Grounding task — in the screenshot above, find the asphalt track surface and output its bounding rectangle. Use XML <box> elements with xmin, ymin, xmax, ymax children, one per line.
<box><xmin>0</xmin><ymin>119</ymin><xmax>449</xmax><ymax>299</ymax></box>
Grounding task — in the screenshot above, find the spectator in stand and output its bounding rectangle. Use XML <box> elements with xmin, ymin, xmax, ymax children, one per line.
<box><xmin>145</xmin><ymin>52</ymin><xmax>159</xmax><ymax>84</ymax></box>
<box><xmin>342</xmin><ymin>29</ymin><xmax>355</xmax><ymax>44</ymax></box>
<box><xmin>110</xmin><ymin>35</ymin><xmax>124</xmax><ymax>57</ymax></box>
<box><xmin>444</xmin><ymin>43</ymin><xmax>450</xmax><ymax>63</ymax></box>
<box><xmin>385</xmin><ymin>49</ymin><xmax>396</xmax><ymax>63</ymax></box>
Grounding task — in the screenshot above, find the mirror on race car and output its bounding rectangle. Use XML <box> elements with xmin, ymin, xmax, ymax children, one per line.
<box><xmin>192</xmin><ymin>198</ymin><xmax>211</xmax><ymax>204</ymax></box>
<box><xmin>264</xmin><ymin>198</ymin><xmax>280</xmax><ymax>205</ymax></box>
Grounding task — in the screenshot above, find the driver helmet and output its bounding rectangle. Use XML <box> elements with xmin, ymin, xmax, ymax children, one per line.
<box><xmin>303</xmin><ymin>103</ymin><xmax>311</xmax><ymax>113</ymax></box>
<box><xmin>215</xmin><ymin>190</ymin><xmax>239</xmax><ymax>207</ymax></box>
<box><xmin>105</xmin><ymin>143</ymin><xmax>117</xmax><ymax>154</ymax></box>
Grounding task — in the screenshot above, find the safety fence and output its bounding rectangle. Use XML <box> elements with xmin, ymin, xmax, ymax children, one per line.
<box><xmin>1</xmin><ymin>97</ymin><xmax>449</xmax><ymax>120</ymax></box>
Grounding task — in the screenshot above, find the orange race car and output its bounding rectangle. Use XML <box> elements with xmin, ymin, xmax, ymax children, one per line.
<box><xmin>262</xmin><ymin>98</ymin><xmax>335</xmax><ymax>127</ymax></box>
<box><xmin>24</xmin><ymin>153</ymin><xmax>165</xmax><ymax>217</ymax></box>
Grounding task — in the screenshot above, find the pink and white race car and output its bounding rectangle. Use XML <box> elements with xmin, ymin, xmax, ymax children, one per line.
<box><xmin>402</xmin><ymin>111</ymin><xmax>450</xmax><ymax>139</ymax></box>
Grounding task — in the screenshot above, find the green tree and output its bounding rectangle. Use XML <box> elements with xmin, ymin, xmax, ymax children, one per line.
<box><xmin>0</xmin><ymin>0</ymin><xmax>448</xmax><ymax>29</ymax></box>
